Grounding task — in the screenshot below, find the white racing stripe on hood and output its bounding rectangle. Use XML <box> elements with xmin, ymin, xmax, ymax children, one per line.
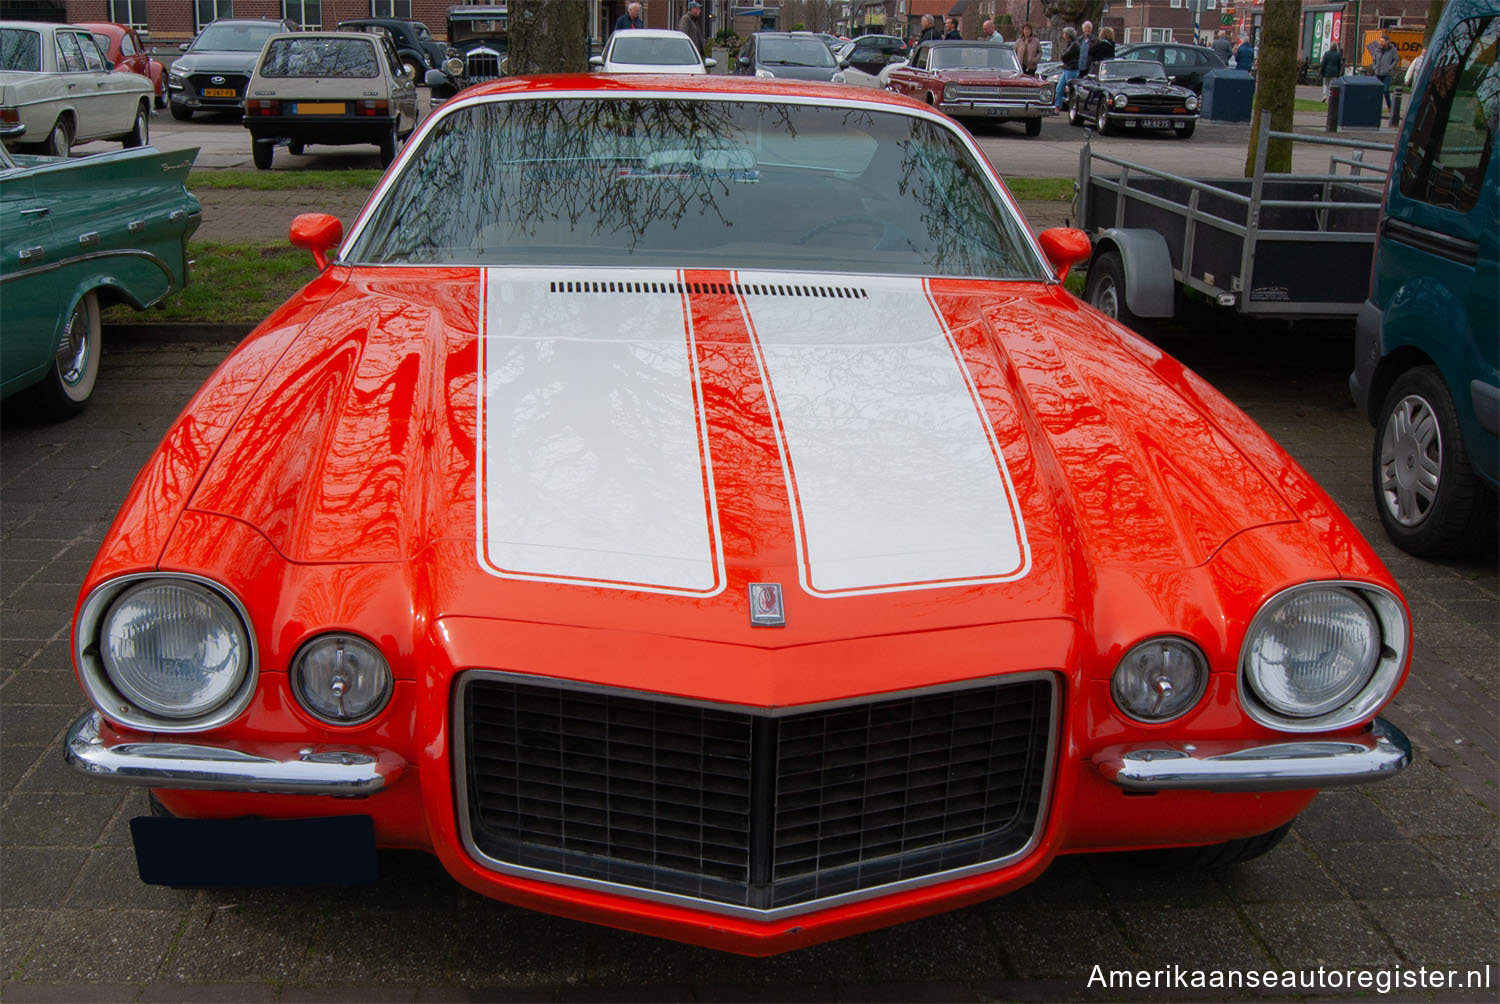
<box><xmin>738</xmin><ymin>272</ymin><xmax>1028</xmax><ymax>596</ymax></box>
<box><xmin>476</xmin><ymin>269</ymin><xmax>723</xmax><ymax>595</ymax></box>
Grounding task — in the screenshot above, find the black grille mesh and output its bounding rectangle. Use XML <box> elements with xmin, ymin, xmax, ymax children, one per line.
<box><xmin>463</xmin><ymin>677</ymin><xmax>1051</xmax><ymax>910</ymax></box>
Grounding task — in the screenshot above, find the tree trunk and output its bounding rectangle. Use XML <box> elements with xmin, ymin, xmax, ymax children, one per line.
<box><xmin>508</xmin><ymin>0</ymin><xmax>589</xmax><ymax>76</ymax></box>
<box><xmin>1423</xmin><ymin>0</ymin><xmax>1446</xmax><ymax>42</ymax></box>
<box><xmin>1243</xmin><ymin>0</ymin><xmax>1298</xmax><ymax>176</ymax></box>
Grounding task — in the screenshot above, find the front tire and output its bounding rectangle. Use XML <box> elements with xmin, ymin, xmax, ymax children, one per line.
<box><xmin>1373</xmin><ymin>366</ymin><xmax>1498</xmax><ymax>556</ymax></box>
<box><xmin>378</xmin><ymin>124</ymin><xmax>398</xmax><ymax>167</ymax></box>
<box><xmin>169</xmin><ymin>103</ymin><xmax>193</xmax><ymax>122</ymax></box>
<box><xmin>1175</xmin><ymin>121</ymin><xmax>1196</xmax><ymax>139</ymax></box>
<box><xmin>252</xmin><ymin>139</ymin><xmax>273</xmax><ymax>170</ymax></box>
<box><xmin>1069</xmin><ymin>98</ymin><xmax>1085</xmax><ymax>125</ymax></box>
<box><xmin>289</xmin><ymin>140</ymin><xmax>305</xmax><ymax>156</ymax></box>
<box><xmin>1083</xmin><ymin>250</ymin><xmax>1141</xmax><ymax>328</ymax></box>
<box><xmin>23</xmin><ymin>291</ymin><xmax>101</xmax><ymax>421</ymax></box>
<box><xmin>1025</xmin><ymin>116</ymin><xmax>1042</xmax><ymax>137</ymax></box>
<box><xmin>1096</xmin><ymin>105</ymin><xmax>1112</xmax><ymax>135</ymax></box>
<box><xmin>122</xmin><ymin>103</ymin><xmax>149</xmax><ymax>148</ymax></box>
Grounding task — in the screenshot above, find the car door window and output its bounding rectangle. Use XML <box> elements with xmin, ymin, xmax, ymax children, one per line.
<box><xmin>1399</xmin><ymin>13</ymin><xmax>1498</xmax><ymax>212</ymax></box>
<box><xmin>55</xmin><ymin>31</ymin><xmax>86</xmax><ymax>72</ymax></box>
<box><xmin>121</xmin><ymin>32</ymin><xmax>138</xmax><ymax>58</ymax></box>
<box><xmin>80</xmin><ymin>33</ymin><xmax>105</xmax><ymax>71</ymax></box>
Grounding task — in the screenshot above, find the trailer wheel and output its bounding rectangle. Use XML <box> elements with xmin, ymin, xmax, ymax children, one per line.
<box><xmin>1373</xmin><ymin>366</ymin><xmax>1498</xmax><ymax>557</ymax></box>
<box><xmin>1083</xmin><ymin>250</ymin><xmax>1140</xmax><ymax>327</ymax></box>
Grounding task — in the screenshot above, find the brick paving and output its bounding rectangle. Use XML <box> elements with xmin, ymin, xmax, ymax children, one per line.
<box><xmin>2</xmin><ymin>192</ymin><xmax>1496</xmax><ymax>1000</ymax></box>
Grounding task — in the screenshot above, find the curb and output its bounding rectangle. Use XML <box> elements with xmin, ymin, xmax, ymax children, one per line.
<box><xmin>105</xmin><ymin>323</ymin><xmax>254</xmax><ymax>342</ymax></box>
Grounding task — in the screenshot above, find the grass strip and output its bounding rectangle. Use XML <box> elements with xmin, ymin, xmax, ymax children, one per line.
<box><xmin>188</xmin><ymin>169</ymin><xmax>385</xmax><ymax>191</ymax></box>
<box><xmin>104</xmin><ymin>241</ymin><xmax>315</xmax><ymax>324</ymax></box>
<box><xmin>1001</xmin><ymin>176</ymin><xmax>1075</xmax><ymax>201</ymax></box>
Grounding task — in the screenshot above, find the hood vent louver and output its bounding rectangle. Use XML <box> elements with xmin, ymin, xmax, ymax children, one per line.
<box><xmin>548</xmin><ymin>280</ymin><xmax>869</xmax><ymax>300</ymax></box>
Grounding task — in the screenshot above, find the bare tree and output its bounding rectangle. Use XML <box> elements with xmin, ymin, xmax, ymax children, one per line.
<box><xmin>1040</xmin><ymin>0</ymin><xmax>1104</xmax><ymax>40</ymax></box>
<box><xmin>507</xmin><ymin>0</ymin><xmax>588</xmax><ymax>75</ymax></box>
<box><xmin>1243</xmin><ymin>0</ymin><xmax>1297</xmax><ymax>175</ymax></box>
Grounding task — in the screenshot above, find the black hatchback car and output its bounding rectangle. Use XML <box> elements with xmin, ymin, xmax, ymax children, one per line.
<box><xmin>336</xmin><ymin>18</ymin><xmax>447</xmax><ymax>77</ymax></box>
<box><xmin>1114</xmin><ymin>42</ymin><xmax>1225</xmax><ymax>92</ymax></box>
<box><xmin>734</xmin><ymin>31</ymin><xmax>842</xmax><ymax>81</ymax></box>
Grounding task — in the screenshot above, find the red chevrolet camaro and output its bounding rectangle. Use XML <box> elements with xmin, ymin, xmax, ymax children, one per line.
<box><xmin>65</xmin><ymin>74</ymin><xmax>1412</xmax><ymax>955</ymax></box>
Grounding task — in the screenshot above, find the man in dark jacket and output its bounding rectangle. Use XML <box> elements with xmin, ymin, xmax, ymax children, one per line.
<box><xmin>677</xmin><ymin>0</ymin><xmax>705</xmax><ymax>60</ymax></box>
<box><xmin>1368</xmin><ymin>32</ymin><xmax>1399</xmax><ymax>109</ymax></box>
<box><xmin>1319</xmin><ymin>43</ymin><xmax>1343</xmax><ymax>100</ymax></box>
<box><xmin>917</xmin><ymin>14</ymin><xmax>940</xmax><ymax>45</ymax></box>
<box><xmin>943</xmin><ymin>16</ymin><xmax>961</xmax><ymax>40</ymax></box>
<box><xmin>612</xmin><ymin>2</ymin><xmax>642</xmax><ymax>33</ymax></box>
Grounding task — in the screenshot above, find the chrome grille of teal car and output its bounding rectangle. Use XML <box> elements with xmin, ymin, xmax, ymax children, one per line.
<box><xmin>459</xmin><ymin>674</ymin><xmax>1054</xmax><ymax>912</ymax></box>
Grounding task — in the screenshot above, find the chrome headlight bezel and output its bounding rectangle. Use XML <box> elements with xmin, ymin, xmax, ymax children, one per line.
<box><xmin>75</xmin><ymin>573</ymin><xmax>258</xmax><ymax>732</ymax></box>
<box><xmin>1238</xmin><ymin>582</ymin><xmax>1408</xmax><ymax>732</ymax></box>
<box><xmin>1112</xmin><ymin>93</ymin><xmax>1128</xmax><ymax>109</ymax></box>
<box><xmin>1111</xmin><ymin>635</ymin><xmax>1210</xmax><ymax>723</ymax></box>
<box><xmin>1185</xmin><ymin>94</ymin><xmax>1200</xmax><ymax>111</ymax></box>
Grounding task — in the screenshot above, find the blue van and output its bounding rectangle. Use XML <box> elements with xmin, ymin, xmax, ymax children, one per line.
<box><xmin>1351</xmin><ymin>0</ymin><xmax>1499</xmax><ymax>557</ymax></box>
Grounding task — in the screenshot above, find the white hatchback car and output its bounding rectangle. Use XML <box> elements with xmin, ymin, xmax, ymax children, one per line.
<box><xmin>0</xmin><ymin>21</ymin><xmax>154</xmax><ymax>157</ymax></box>
<box><xmin>590</xmin><ymin>29</ymin><xmax>713</xmax><ymax>74</ymax></box>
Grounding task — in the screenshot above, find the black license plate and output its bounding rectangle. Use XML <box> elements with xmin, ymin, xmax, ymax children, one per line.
<box><xmin>132</xmin><ymin>815</ymin><xmax>377</xmax><ymax>887</ymax></box>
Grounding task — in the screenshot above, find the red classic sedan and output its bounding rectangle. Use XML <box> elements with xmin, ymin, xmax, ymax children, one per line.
<box><xmin>79</xmin><ymin>22</ymin><xmax>166</xmax><ymax>109</ymax></box>
<box><xmin>884</xmin><ymin>39</ymin><xmax>1056</xmax><ymax>134</ymax></box>
<box><xmin>65</xmin><ymin>74</ymin><xmax>1411</xmax><ymax>955</ymax></box>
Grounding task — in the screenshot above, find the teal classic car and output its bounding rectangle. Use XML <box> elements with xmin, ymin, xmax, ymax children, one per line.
<box><xmin>0</xmin><ymin>143</ymin><xmax>199</xmax><ymax>419</ymax></box>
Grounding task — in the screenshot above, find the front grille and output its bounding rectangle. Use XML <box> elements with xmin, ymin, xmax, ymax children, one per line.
<box><xmin>187</xmin><ymin>72</ymin><xmax>248</xmax><ymax>99</ymax></box>
<box><xmin>461</xmin><ymin>674</ymin><xmax>1053</xmax><ymax>913</ymax></box>
<box><xmin>465</xmin><ymin>49</ymin><xmax>503</xmax><ymax>81</ymax></box>
<box><xmin>1124</xmin><ymin>94</ymin><xmax>1186</xmax><ymax>111</ymax></box>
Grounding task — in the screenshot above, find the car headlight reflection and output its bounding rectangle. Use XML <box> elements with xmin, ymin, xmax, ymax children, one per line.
<box><xmin>1240</xmin><ymin>584</ymin><xmax>1407</xmax><ymax>731</ymax></box>
<box><xmin>97</xmin><ymin>579</ymin><xmax>251</xmax><ymax>720</ymax></box>
<box><xmin>1113</xmin><ymin>93</ymin><xmax>1128</xmax><ymax>109</ymax></box>
<box><xmin>1112</xmin><ymin>637</ymin><xmax>1208</xmax><ymax>722</ymax></box>
<box><xmin>291</xmin><ymin>634</ymin><xmax>392</xmax><ymax>725</ymax></box>
<box><xmin>1186</xmin><ymin>94</ymin><xmax>1199</xmax><ymax>111</ymax></box>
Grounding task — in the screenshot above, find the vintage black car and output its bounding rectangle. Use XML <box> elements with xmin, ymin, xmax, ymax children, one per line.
<box><xmin>1068</xmin><ymin>58</ymin><xmax>1198</xmax><ymax>138</ymax></box>
<box><xmin>424</xmin><ymin>4</ymin><xmax>507</xmax><ymax>102</ymax></box>
<box><xmin>336</xmin><ymin>17</ymin><xmax>448</xmax><ymax>78</ymax></box>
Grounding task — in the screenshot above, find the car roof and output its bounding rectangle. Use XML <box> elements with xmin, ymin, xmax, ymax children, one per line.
<box><xmin>264</xmin><ymin>31</ymin><xmax>383</xmax><ymax>42</ymax></box>
<box><xmin>456</xmin><ymin>72</ymin><xmax>928</xmax><ymax>110</ymax></box>
<box><xmin>611</xmin><ymin>28</ymin><xmax>697</xmax><ymax>40</ymax></box>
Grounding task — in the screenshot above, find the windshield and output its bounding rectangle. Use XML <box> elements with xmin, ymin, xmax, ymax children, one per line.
<box><xmin>1100</xmin><ymin>59</ymin><xmax>1167</xmax><ymax>81</ymax></box>
<box><xmin>929</xmin><ymin>45</ymin><xmax>1020</xmax><ymax>71</ymax></box>
<box><xmin>0</xmin><ymin>28</ymin><xmax>41</xmax><ymax>71</ymax></box>
<box><xmin>260</xmin><ymin>36</ymin><xmax>379</xmax><ymax>76</ymax></box>
<box><xmin>610</xmin><ymin>35</ymin><xmax>701</xmax><ymax>66</ymax></box>
<box><xmin>451</xmin><ymin>19</ymin><xmax>507</xmax><ymax>44</ymax></box>
<box><xmin>759</xmin><ymin>38</ymin><xmax>836</xmax><ymax>67</ymax></box>
<box><xmin>193</xmin><ymin>23</ymin><xmax>283</xmax><ymax>52</ymax></box>
<box><xmin>347</xmin><ymin>97</ymin><xmax>1042</xmax><ymax>281</ymax></box>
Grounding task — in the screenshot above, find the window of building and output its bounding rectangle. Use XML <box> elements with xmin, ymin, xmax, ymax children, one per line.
<box><xmin>108</xmin><ymin>0</ymin><xmax>149</xmax><ymax>31</ymax></box>
<box><xmin>372</xmin><ymin>0</ymin><xmax>413</xmax><ymax>16</ymax></box>
<box><xmin>1170</xmin><ymin>0</ymin><xmax>1183</xmax><ymax>8</ymax></box>
<box><xmin>196</xmin><ymin>0</ymin><xmax>233</xmax><ymax>30</ymax></box>
<box><xmin>1146</xmin><ymin>27</ymin><xmax>1173</xmax><ymax>43</ymax></box>
<box><xmin>1399</xmin><ymin>14</ymin><xmax>1498</xmax><ymax>213</ymax></box>
<box><xmin>283</xmin><ymin>0</ymin><xmax>321</xmax><ymax>28</ymax></box>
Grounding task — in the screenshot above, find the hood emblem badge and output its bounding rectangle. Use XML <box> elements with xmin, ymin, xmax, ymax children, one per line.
<box><xmin>210</xmin><ymin>75</ymin><xmax>226</xmax><ymax>85</ymax></box>
<box><xmin>748</xmin><ymin>583</ymin><xmax>785</xmax><ymax>627</ymax></box>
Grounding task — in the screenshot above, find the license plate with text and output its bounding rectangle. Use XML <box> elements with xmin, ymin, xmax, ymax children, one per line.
<box><xmin>203</xmin><ymin>87</ymin><xmax>236</xmax><ymax>98</ymax></box>
<box><xmin>292</xmin><ymin>102</ymin><xmax>347</xmax><ymax>114</ymax></box>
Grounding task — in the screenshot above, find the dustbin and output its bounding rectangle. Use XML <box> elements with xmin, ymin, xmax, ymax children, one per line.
<box><xmin>1201</xmin><ymin>69</ymin><xmax>1254</xmax><ymax>122</ymax></box>
<box><xmin>1331</xmin><ymin>75</ymin><xmax>1384</xmax><ymax>128</ymax></box>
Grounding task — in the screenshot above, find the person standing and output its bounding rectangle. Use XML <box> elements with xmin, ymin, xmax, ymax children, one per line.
<box><xmin>917</xmin><ymin>14</ymin><xmax>940</xmax><ymax>45</ymax></box>
<box><xmin>613</xmin><ymin>2</ymin><xmax>642</xmax><ymax>33</ymax></box>
<box><xmin>978</xmin><ymin>19</ymin><xmax>1000</xmax><ymax>43</ymax></box>
<box><xmin>677</xmin><ymin>0</ymin><xmax>705</xmax><ymax>60</ymax></box>
<box><xmin>1055</xmin><ymin>26</ymin><xmax>1079</xmax><ymax>109</ymax></box>
<box><xmin>943</xmin><ymin>16</ymin><xmax>962</xmax><ymax>40</ymax></box>
<box><xmin>1233</xmin><ymin>34</ymin><xmax>1254</xmax><ymax>71</ymax></box>
<box><xmin>1319</xmin><ymin>41</ymin><xmax>1343</xmax><ymax>101</ymax></box>
<box><xmin>1211</xmin><ymin>30</ymin><xmax>1232</xmax><ymax>63</ymax></box>
<box><xmin>1076</xmin><ymin>20</ymin><xmax>1095</xmax><ymax>78</ymax></box>
<box><xmin>1014</xmin><ymin>21</ymin><xmax>1041</xmax><ymax>74</ymax></box>
<box><xmin>1405</xmin><ymin>44</ymin><xmax>1427</xmax><ymax>87</ymax></box>
<box><xmin>1091</xmin><ymin>25</ymin><xmax>1115</xmax><ymax>64</ymax></box>
<box><xmin>1368</xmin><ymin>31</ymin><xmax>1399</xmax><ymax>110</ymax></box>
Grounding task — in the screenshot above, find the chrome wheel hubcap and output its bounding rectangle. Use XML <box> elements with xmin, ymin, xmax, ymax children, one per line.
<box><xmin>1379</xmin><ymin>394</ymin><xmax>1441</xmax><ymax>526</ymax></box>
<box><xmin>56</xmin><ymin>302</ymin><xmax>89</xmax><ymax>386</ymax></box>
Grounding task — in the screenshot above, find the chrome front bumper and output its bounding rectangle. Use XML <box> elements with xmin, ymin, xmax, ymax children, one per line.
<box><xmin>1093</xmin><ymin>717</ymin><xmax>1411</xmax><ymax>792</ymax></box>
<box><xmin>938</xmin><ymin>101</ymin><xmax>1054</xmax><ymax>119</ymax></box>
<box><xmin>64</xmin><ymin>710</ymin><xmax>406</xmax><ymax>797</ymax></box>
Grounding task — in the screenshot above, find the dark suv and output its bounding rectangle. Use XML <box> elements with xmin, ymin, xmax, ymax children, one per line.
<box><xmin>167</xmin><ymin>18</ymin><xmax>299</xmax><ymax>119</ymax></box>
<box><xmin>424</xmin><ymin>5</ymin><xmax>507</xmax><ymax>102</ymax></box>
<box><xmin>1350</xmin><ymin>0</ymin><xmax>1498</xmax><ymax>557</ymax></box>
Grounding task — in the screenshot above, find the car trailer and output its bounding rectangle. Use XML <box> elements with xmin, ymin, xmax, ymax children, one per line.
<box><xmin>1074</xmin><ymin>122</ymin><xmax>1394</xmax><ymax>325</ymax></box>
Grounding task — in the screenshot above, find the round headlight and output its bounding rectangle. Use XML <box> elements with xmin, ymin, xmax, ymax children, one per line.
<box><xmin>1186</xmin><ymin>95</ymin><xmax>1200</xmax><ymax>111</ymax></box>
<box><xmin>1113</xmin><ymin>93</ymin><xmax>1128</xmax><ymax>108</ymax></box>
<box><xmin>291</xmin><ymin>634</ymin><xmax>392</xmax><ymax>725</ymax></box>
<box><xmin>1041</xmin><ymin>85</ymin><xmax>1054</xmax><ymax>102</ymax></box>
<box><xmin>100</xmin><ymin>580</ymin><xmax>250</xmax><ymax>719</ymax></box>
<box><xmin>443</xmin><ymin>56</ymin><xmax>464</xmax><ymax>76</ymax></box>
<box><xmin>1111</xmin><ymin>637</ymin><xmax>1208</xmax><ymax>723</ymax></box>
<box><xmin>1243</xmin><ymin>588</ymin><xmax>1379</xmax><ymax>719</ymax></box>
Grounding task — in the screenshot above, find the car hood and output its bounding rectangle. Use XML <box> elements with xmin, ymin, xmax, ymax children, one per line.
<box><xmin>934</xmin><ymin>68</ymin><xmax>1037</xmax><ymax>84</ymax></box>
<box><xmin>1105</xmin><ymin>79</ymin><xmax>1193</xmax><ymax>97</ymax></box>
<box><xmin>186</xmin><ymin>267</ymin><xmax>1299</xmax><ymax>644</ymax></box>
<box><xmin>170</xmin><ymin>50</ymin><xmax>261</xmax><ymax>75</ymax></box>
